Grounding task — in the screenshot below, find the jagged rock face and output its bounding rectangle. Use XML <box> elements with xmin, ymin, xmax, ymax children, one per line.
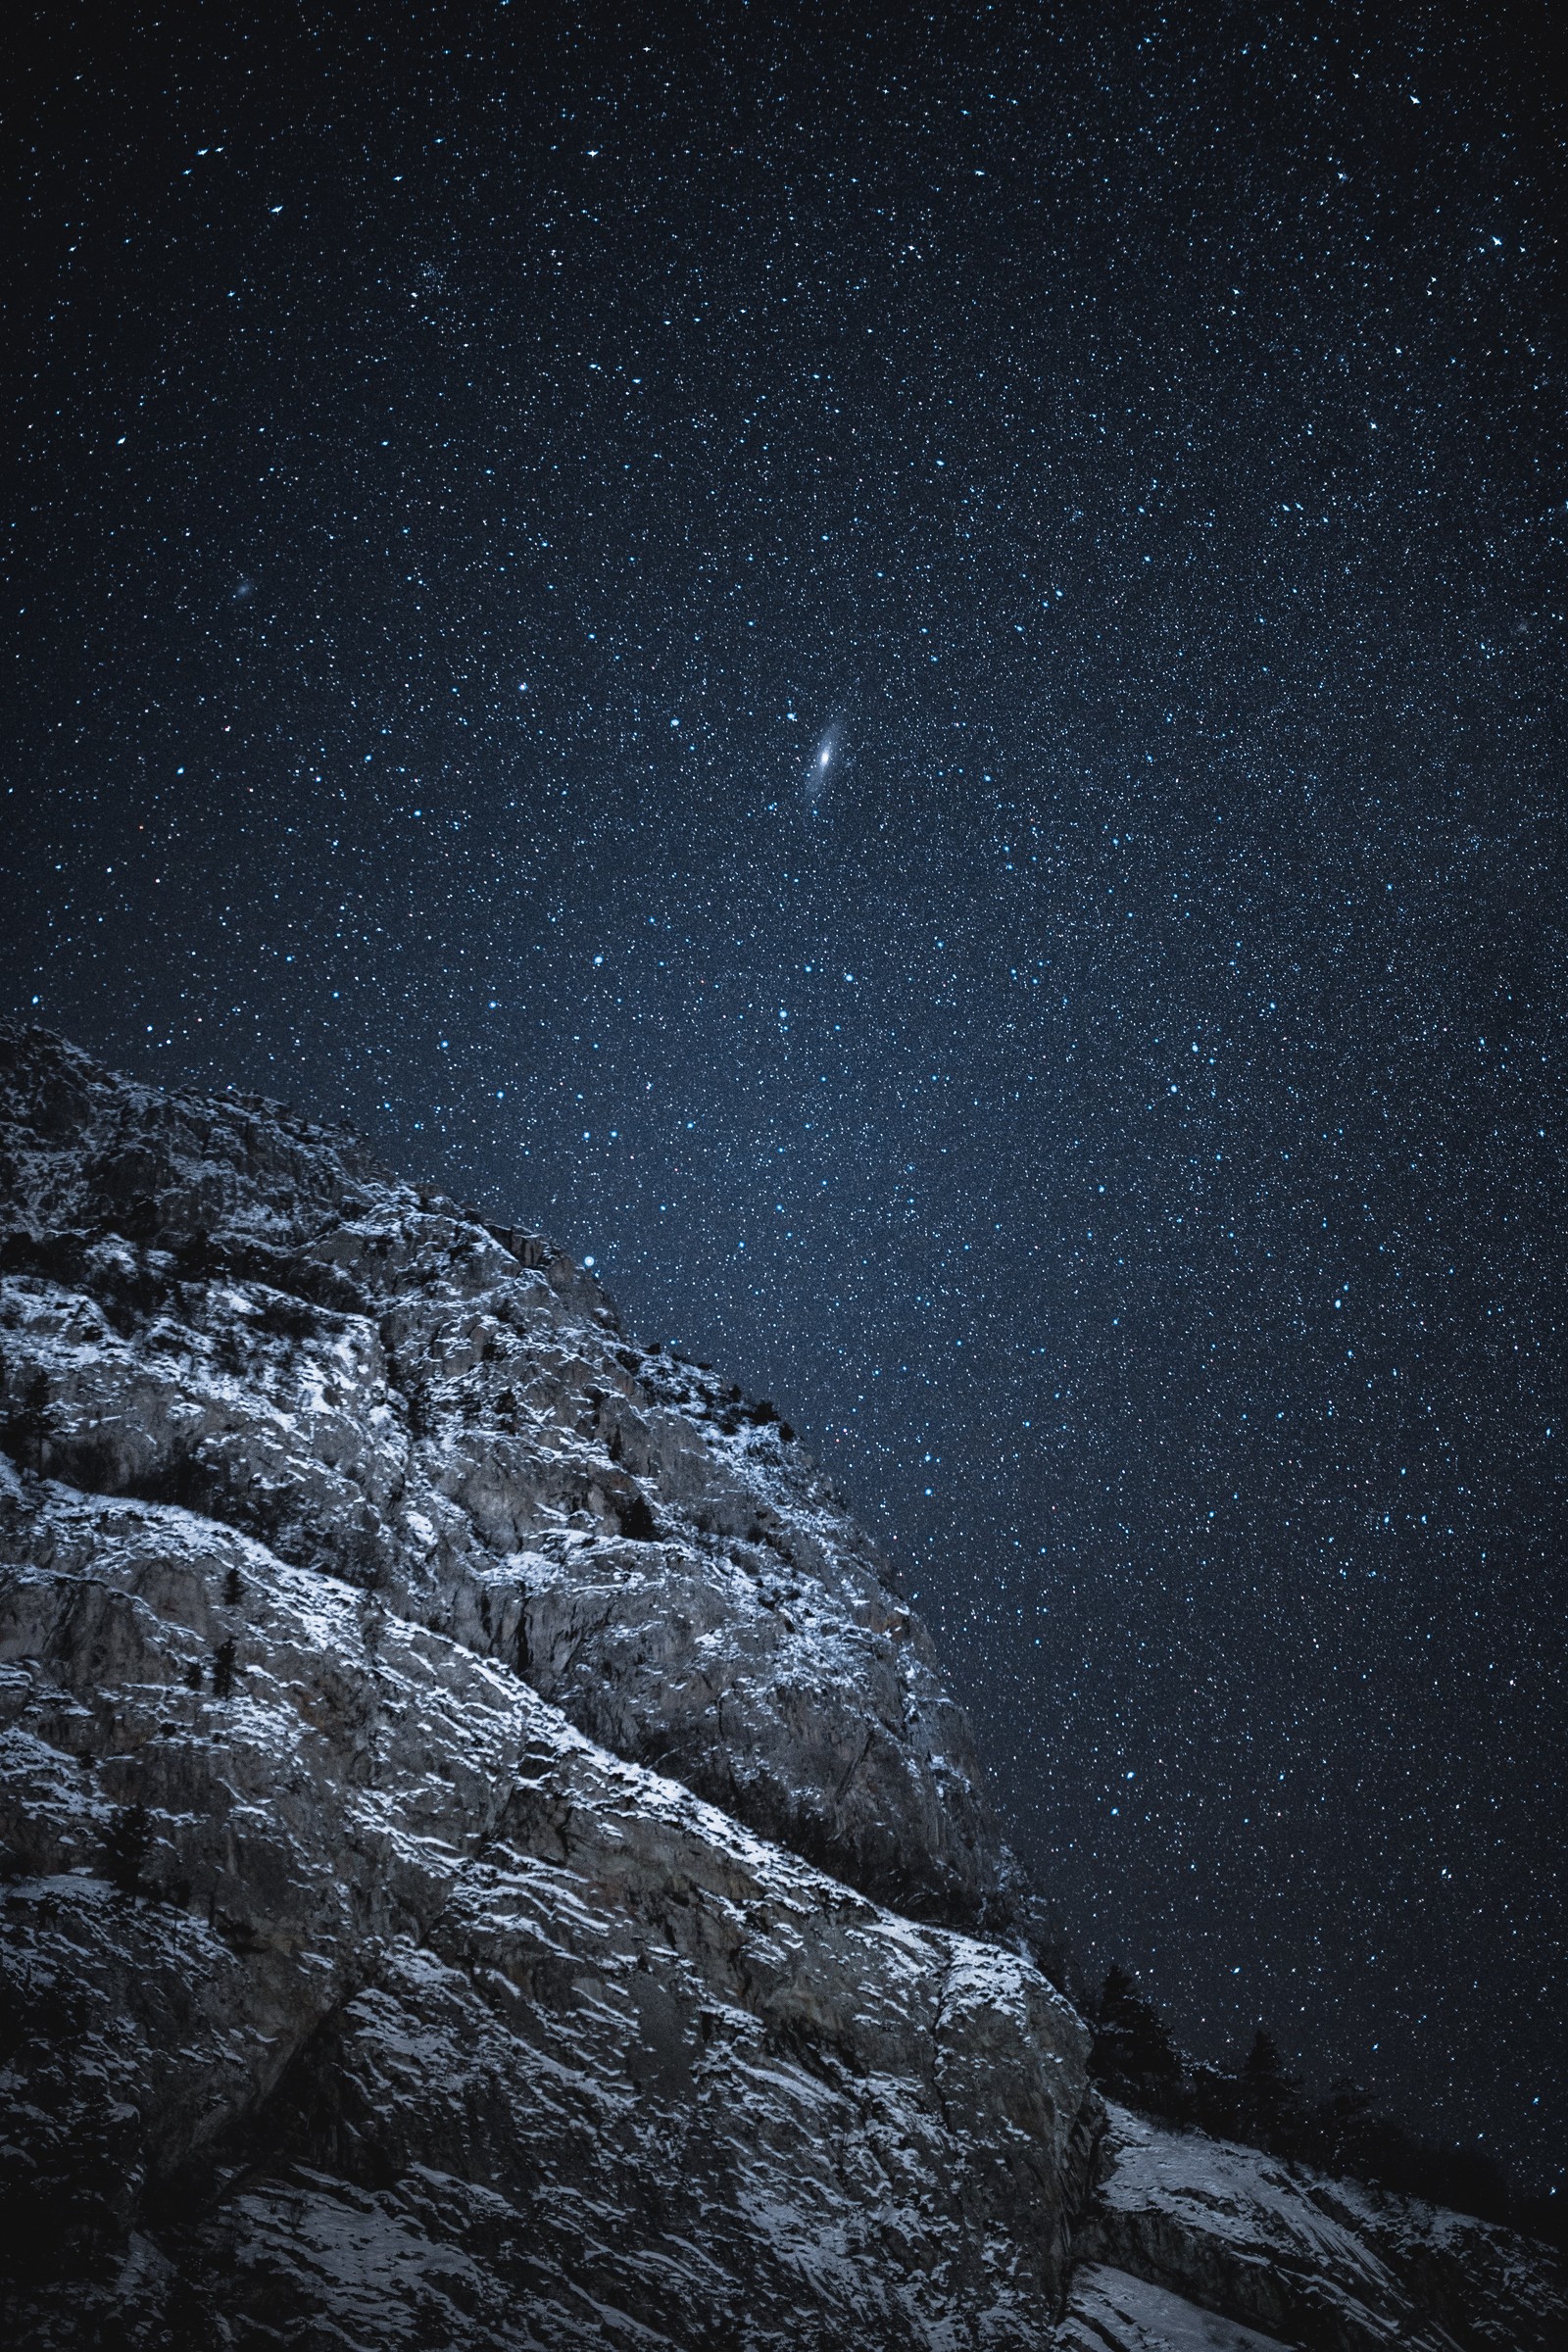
<box><xmin>0</xmin><ymin>1027</ymin><xmax>1096</xmax><ymax>2347</ymax></box>
<box><xmin>1076</xmin><ymin>2104</ymin><xmax>1565</xmax><ymax>2352</ymax></box>
<box><xmin>0</xmin><ymin>1479</ymin><xmax>1093</xmax><ymax>2348</ymax></box>
<box><xmin>1059</xmin><ymin>2264</ymin><xmax>1294</xmax><ymax>2351</ymax></box>
<box><xmin>2</xmin><ymin>1028</ymin><xmax>1563</xmax><ymax>2352</ymax></box>
<box><xmin>0</xmin><ymin>1025</ymin><xmax>1011</xmax><ymax>1934</ymax></box>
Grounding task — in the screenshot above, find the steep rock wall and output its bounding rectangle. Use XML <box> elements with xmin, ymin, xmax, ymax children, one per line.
<box><xmin>0</xmin><ymin>1472</ymin><xmax>1091</xmax><ymax>2348</ymax></box>
<box><xmin>0</xmin><ymin>1026</ymin><xmax>1093</xmax><ymax>2348</ymax></box>
<box><xmin>1</xmin><ymin>1027</ymin><xmax>1560</xmax><ymax>2352</ymax></box>
<box><xmin>0</xmin><ymin>1024</ymin><xmax>1013</xmax><ymax>1933</ymax></box>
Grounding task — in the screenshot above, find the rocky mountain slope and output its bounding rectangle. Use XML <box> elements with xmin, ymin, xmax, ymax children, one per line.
<box><xmin>0</xmin><ymin>1024</ymin><xmax>1560</xmax><ymax>2351</ymax></box>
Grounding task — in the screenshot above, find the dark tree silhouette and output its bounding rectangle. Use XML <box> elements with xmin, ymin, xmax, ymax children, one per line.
<box><xmin>1239</xmin><ymin>2028</ymin><xmax>1300</xmax><ymax>2148</ymax></box>
<box><xmin>211</xmin><ymin>1638</ymin><xmax>237</xmax><ymax>1698</ymax></box>
<box><xmin>1091</xmin><ymin>1975</ymin><xmax>1525</xmax><ymax>2235</ymax></box>
<box><xmin>1090</xmin><ymin>1965</ymin><xmax>1184</xmax><ymax>2113</ymax></box>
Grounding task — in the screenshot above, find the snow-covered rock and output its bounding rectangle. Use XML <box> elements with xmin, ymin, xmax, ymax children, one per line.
<box><xmin>1059</xmin><ymin>2263</ymin><xmax>1293</xmax><ymax>2352</ymax></box>
<box><xmin>0</xmin><ymin>1026</ymin><xmax>1092</xmax><ymax>2346</ymax></box>
<box><xmin>0</xmin><ymin>1471</ymin><xmax>1090</xmax><ymax>2347</ymax></box>
<box><xmin>0</xmin><ymin>1023</ymin><xmax>1014</xmax><ymax>1934</ymax></box>
<box><xmin>1076</xmin><ymin>2103</ymin><xmax>1563</xmax><ymax>2352</ymax></box>
<box><xmin>0</xmin><ymin>1026</ymin><xmax>1560</xmax><ymax>2351</ymax></box>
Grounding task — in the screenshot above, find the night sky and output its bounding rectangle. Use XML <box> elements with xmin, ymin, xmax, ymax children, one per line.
<box><xmin>5</xmin><ymin>4</ymin><xmax>1564</xmax><ymax>2194</ymax></box>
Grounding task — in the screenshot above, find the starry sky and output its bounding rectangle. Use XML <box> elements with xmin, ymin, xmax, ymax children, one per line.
<box><xmin>4</xmin><ymin>2</ymin><xmax>1564</xmax><ymax>2192</ymax></box>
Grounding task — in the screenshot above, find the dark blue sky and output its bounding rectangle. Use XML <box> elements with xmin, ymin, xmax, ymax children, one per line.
<box><xmin>4</xmin><ymin>1</ymin><xmax>1563</xmax><ymax>2190</ymax></box>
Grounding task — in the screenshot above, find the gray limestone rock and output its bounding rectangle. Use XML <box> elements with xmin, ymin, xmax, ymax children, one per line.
<box><xmin>1059</xmin><ymin>2263</ymin><xmax>1294</xmax><ymax>2352</ymax></box>
<box><xmin>0</xmin><ymin>1472</ymin><xmax>1090</xmax><ymax>2347</ymax></box>
<box><xmin>1074</xmin><ymin>2102</ymin><xmax>1564</xmax><ymax>2352</ymax></box>
<box><xmin>0</xmin><ymin>1026</ymin><xmax>1090</xmax><ymax>2346</ymax></box>
<box><xmin>0</xmin><ymin>1026</ymin><xmax>1560</xmax><ymax>2352</ymax></box>
<box><xmin>0</xmin><ymin>1022</ymin><xmax>1014</xmax><ymax>1935</ymax></box>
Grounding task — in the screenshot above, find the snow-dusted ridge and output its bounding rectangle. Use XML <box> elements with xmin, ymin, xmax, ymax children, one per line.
<box><xmin>0</xmin><ymin>1023</ymin><xmax>1018</xmax><ymax>1935</ymax></box>
<box><xmin>1074</xmin><ymin>2104</ymin><xmax>1563</xmax><ymax>2352</ymax></box>
<box><xmin>0</xmin><ymin>1024</ymin><xmax>1560</xmax><ymax>2351</ymax></box>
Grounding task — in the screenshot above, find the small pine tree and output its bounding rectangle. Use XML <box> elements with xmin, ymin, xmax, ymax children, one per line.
<box><xmin>222</xmin><ymin>1565</ymin><xmax>244</xmax><ymax>1606</ymax></box>
<box><xmin>211</xmin><ymin>1637</ymin><xmax>237</xmax><ymax>1698</ymax></box>
<box><xmin>102</xmin><ymin>1803</ymin><xmax>150</xmax><ymax>1899</ymax></box>
<box><xmin>1091</xmin><ymin>1965</ymin><xmax>1184</xmax><ymax>2102</ymax></box>
<box><xmin>1287</xmin><ymin>2074</ymin><xmax>1367</xmax><ymax>2174</ymax></box>
<box><xmin>1242</xmin><ymin>2025</ymin><xmax>1284</xmax><ymax>2095</ymax></box>
<box><xmin>1239</xmin><ymin>2027</ymin><xmax>1301</xmax><ymax>2149</ymax></box>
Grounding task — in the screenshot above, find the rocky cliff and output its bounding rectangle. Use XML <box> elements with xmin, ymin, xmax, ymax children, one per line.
<box><xmin>0</xmin><ymin>1025</ymin><xmax>1560</xmax><ymax>2351</ymax></box>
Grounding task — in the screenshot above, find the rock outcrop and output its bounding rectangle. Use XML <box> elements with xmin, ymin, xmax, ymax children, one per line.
<box><xmin>0</xmin><ymin>1024</ymin><xmax>1008</xmax><ymax>1933</ymax></box>
<box><xmin>0</xmin><ymin>1025</ymin><xmax>1560</xmax><ymax>2351</ymax></box>
<box><xmin>1072</xmin><ymin>2104</ymin><xmax>1562</xmax><ymax>2352</ymax></box>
